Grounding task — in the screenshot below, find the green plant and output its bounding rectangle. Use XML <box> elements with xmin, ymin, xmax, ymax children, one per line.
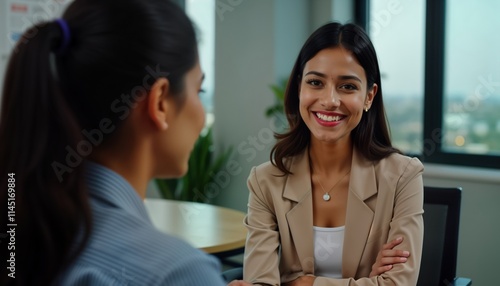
<box><xmin>155</xmin><ymin>126</ymin><xmax>232</xmax><ymax>203</ymax></box>
<box><xmin>265</xmin><ymin>78</ymin><xmax>287</xmax><ymax>119</ymax></box>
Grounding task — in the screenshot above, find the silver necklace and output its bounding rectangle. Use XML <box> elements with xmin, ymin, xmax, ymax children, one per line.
<box><xmin>315</xmin><ymin>169</ymin><xmax>351</xmax><ymax>201</ymax></box>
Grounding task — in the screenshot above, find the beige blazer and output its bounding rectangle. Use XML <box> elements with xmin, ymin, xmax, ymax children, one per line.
<box><xmin>243</xmin><ymin>148</ymin><xmax>424</xmax><ymax>286</ymax></box>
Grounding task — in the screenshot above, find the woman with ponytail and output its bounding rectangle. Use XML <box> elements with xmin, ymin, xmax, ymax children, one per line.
<box><xmin>0</xmin><ymin>1</ymin><xmax>239</xmax><ymax>285</ymax></box>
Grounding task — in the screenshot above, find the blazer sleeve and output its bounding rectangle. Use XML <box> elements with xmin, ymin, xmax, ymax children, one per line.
<box><xmin>243</xmin><ymin>167</ymin><xmax>281</xmax><ymax>286</ymax></box>
<box><xmin>312</xmin><ymin>157</ymin><xmax>425</xmax><ymax>286</ymax></box>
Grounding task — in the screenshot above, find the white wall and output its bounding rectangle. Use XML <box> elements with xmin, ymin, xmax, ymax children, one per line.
<box><xmin>273</xmin><ymin>0</ymin><xmax>310</xmax><ymax>81</ymax></box>
<box><xmin>212</xmin><ymin>0</ymin><xmax>276</xmax><ymax>211</ymax></box>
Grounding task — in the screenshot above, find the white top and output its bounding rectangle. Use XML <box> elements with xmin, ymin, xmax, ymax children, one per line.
<box><xmin>313</xmin><ymin>225</ymin><xmax>345</xmax><ymax>278</ymax></box>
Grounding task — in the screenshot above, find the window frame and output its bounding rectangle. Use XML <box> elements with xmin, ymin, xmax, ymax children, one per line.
<box><xmin>357</xmin><ymin>0</ymin><xmax>500</xmax><ymax>169</ymax></box>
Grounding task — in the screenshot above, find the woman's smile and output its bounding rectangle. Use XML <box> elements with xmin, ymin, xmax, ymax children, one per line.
<box><xmin>313</xmin><ymin>111</ymin><xmax>347</xmax><ymax>127</ymax></box>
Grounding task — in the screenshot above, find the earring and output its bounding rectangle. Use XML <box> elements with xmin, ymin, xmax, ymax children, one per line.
<box><xmin>364</xmin><ymin>107</ymin><xmax>369</xmax><ymax>112</ymax></box>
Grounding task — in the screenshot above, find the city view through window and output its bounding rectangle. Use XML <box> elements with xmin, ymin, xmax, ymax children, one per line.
<box><xmin>370</xmin><ymin>0</ymin><xmax>500</xmax><ymax>157</ymax></box>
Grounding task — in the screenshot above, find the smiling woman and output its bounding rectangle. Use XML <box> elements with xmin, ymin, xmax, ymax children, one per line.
<box><xmin>242</xmin><ymin>22</ymin><xmax>425</xmax><ymax>286</ymax></box>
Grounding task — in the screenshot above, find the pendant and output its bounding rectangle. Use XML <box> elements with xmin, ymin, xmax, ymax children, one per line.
<box><xmin>323</xmin><ymin>193</ymin><xmax>331</xmax><ymax>201</ymax></box>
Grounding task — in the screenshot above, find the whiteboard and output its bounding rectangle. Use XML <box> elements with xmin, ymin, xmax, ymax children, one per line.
<box><xmin>0</xmin><ymin>0</ymin><xmax>72</xmax><ymax>108</ymax></box>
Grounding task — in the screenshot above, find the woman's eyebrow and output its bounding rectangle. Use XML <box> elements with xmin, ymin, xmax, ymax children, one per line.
<box><xmin>338</xmin><ymin>75</ymin><xmax>362</xmax><ymax>83</ymax></box>
<box><xmin>304</xmin><ymin>71</ymin><xmax>362</xmax><ymax>83</ymax></box>
<box><xmin>304</xmin><ymin>71</ymin><xmax>327</xmax><ymax>78</ymax></box>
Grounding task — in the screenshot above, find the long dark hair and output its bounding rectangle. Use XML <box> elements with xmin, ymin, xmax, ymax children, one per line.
<box><xmin>0</xmin><ymin>0</ymin><xmax>197</xmax><ymax>285</ymax></box>
<box><xmin>271</xmin><ymin>22</ymin><xmax>400</xmax><ymax>174</ymax></box>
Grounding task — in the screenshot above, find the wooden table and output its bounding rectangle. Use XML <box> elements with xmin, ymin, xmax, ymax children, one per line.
<box><xmin>144</xmin><ymin>198</ymin><xmax>247</xmax><ymax>257</ymax></box>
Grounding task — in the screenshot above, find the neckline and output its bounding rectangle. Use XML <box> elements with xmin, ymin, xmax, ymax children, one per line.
<box><xmin>313</xmin><ymin>225</ymin><xmax>345</xmax><ymax>231</ymax></box>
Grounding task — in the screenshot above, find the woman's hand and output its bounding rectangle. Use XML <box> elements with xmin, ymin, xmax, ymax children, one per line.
<box><xmin>235</xmin><ymin>238</ymin><xmax>409</xmax><ymax>285</ymax></box>
<box><xmin>369</xmin><ymin>236</ymin><xmax>410</xmax><ymax>277</ymax></box>
<box><xmin>227</xmin><ymin>280</ymin><xmax>253</xmax><ymax>286</ymax></box>
<box><xmin>282</xmin><ymin>275</ymin><xmax>316</xmax><ymax>286</ymax></box>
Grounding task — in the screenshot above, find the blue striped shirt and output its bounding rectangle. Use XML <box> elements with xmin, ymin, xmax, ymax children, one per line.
<box><xmin>55</xmin><ymin>162</ymin><xmax>226</xmax><ymax>285</ymax></box>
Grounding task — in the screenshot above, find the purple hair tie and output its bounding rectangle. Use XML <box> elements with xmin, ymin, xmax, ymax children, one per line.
<box><xmin>55</xmin><ymin>18</ymin><xmax>71</xmax><ymax>53</ymax></box>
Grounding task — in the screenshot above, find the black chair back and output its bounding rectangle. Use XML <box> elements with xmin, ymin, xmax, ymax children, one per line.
<box><xmin>417</xmin><ymin>186</ymin><xmax>462</xmax><ymax>286</ymax></box>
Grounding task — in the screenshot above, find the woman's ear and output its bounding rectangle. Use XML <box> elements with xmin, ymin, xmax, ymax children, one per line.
<box><xmin>147</xmin><ymin>77</ymin><xmax>171</xmax><ymax>130</ymax></box>
<box><xmin>365</xmin><ymin>83</ymin><xmax>378</xmax><ymax>110</ymax></box>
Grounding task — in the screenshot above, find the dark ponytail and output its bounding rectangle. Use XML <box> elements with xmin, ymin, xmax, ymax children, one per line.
<box><xmin>0</xmin><ymin>21</ymin><xmax>92</xmax><ymax>285</ymax></box>
<box><xmin>0</xmin><ymin>0</ymin><xmax>197</xmax><ymax>284</ymax></box>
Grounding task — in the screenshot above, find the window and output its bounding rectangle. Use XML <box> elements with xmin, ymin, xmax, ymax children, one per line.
<box><xmin>185</xmin><ymin>0</ymin><xmax>215</xmax><ymax>126</ymax></box>
<box><xmin>442</xmin><ymin>0</ymin><xmax>500</xmax><ymax>156</ymax></box>
<box><xmin>365</xmin><ymin>0</ymin><xmax>500</xmax><ymax>168</ymax></box>
<box><xmin>369</xmin><ymin>0</ymin><xmax>426</xmax><ymax>154</ymax></box>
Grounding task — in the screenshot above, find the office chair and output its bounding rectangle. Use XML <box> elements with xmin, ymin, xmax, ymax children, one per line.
<box><xmin>418</xmin><ymin>186</ymin><xmax>471</xmax><ymax>286</ymax></box>
<box><xmin>222</xmin><ymin>186</ymin><xmax>472</xmax><ymax>285</ymax></box>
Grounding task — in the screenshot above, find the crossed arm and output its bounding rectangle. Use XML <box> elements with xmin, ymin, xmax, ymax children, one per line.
<box><xmin>227</xmin><ymin>237</ymin><xmax>410</xmax><ymax>286</ymax></box>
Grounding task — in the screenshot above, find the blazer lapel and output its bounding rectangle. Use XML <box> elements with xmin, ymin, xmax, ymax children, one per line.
<box><xmin>283</xmin><ymin>151</ymin><xmax>316</xmax><ymax>273</ymax></box>
<box><xmin>342</xmin><ymin>148</ymin><xmax>378</xmax><ymax>278</ymax></box>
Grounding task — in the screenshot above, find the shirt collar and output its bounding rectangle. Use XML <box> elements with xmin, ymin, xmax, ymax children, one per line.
<box><xmin>84</xmin><ymin>161</ymin><xmax>151</xmax><ymax>222</ymax></box>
